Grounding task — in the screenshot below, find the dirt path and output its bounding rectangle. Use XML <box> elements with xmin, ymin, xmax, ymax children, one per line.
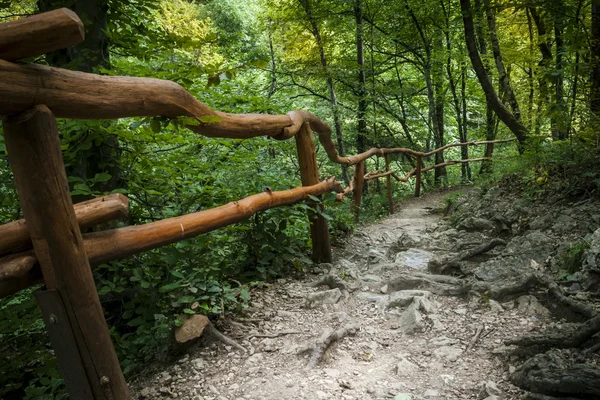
<box><xmin>134</xmin><ymin>190</ymin><xmax>537</xmax><ymax>400</ymax></box>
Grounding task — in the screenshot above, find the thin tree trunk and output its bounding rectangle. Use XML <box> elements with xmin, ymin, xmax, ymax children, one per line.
<box><xmin>592</xmin><ymin>0</ymin><xmax>600</xmax><ymax>117</ymax></box>
<box><xmin>552</xmin><ymin>11</ymin><xmax>567</xmax><ymax>140</ymax></box>
<box><xmin>299</xmin><ymin>0</ymin><xmax>349</xmax><ymax>183</ymax></box>
<box><xmin>483</xmin><ymin>0</ymin><xmax>521</xmax><ymax>119</ymax></box>
<box><xmin>355</xmin><ymin>0</ymin><xmax>368</xmax><ymax>158</ymax></box>
<box><xmin>460</xmin><ymin>0</ymin><xmax>528</xmax><ymax>147</ymax></box>
<box><xmin>529</xmin><ymin>6</ymin><xmax>553</xmax><ymax>135</ymax></box>
<box><xmin>267</xmin><ymin>19</ymin><xmax>277</xmax><ymax>98</ymax></box>
<box><xmin>526</xmin><ymin>8</ymin><xmax>535</xmax><ymax>131</ymax></box>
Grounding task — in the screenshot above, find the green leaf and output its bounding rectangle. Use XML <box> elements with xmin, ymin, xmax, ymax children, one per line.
<box><xmin>94</xmin><ymin>173</ymin><xmax>112</xmax><ymax>182</ymax></box>
<box><xmin>170</xmin><ymin>270</ymin><xmax>185</xmax><ymax>279</ymax></box>
<box><xmin>159</xmin><ymin>283</ymin><xmax>181</xmax><ymax>293</ymax></box>
<box><xmin>183</xmin><ymin>308</ymin><xmax>195</xmax><ymax>314</ymax></box>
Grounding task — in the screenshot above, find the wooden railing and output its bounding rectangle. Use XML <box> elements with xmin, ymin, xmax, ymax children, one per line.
<box><xmin>0</xmin><ymin>9</ymin><xmax>515</xmax><ymax>400</ymax></box>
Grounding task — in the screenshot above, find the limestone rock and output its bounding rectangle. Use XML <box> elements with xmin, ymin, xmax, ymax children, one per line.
<box><xmin>395</xmin><ymin>248</ymin><xmax>435</xmax><ymax>270</ymax></box>
<box><xmin>305</xmin><ymin>288</ymin><xmax>342</xmax><ymax>308</ymax></box>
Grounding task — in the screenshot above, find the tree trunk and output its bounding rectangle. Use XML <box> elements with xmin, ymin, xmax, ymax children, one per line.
<box><xmin>355</xmin><ymin>0</ymin><xmax>368</xmax><ymax>159</ymax></box>
<box><xmin>592</xmin><ymin>0</ymin><xmax>600</xmax><ymax>117</ymax></box>
<box><xmin>483</xmin><ymin>0</ymin><xmax>521</xmax><ymax>119</ymax></box>
<box><xmin>529</xmin><ymin>6</ymin><xmax>553</xmax><ymax>135</ymax></box>
<box><xmin>460</xmin><ymin>0</ymin><xmax>529</xmax><ymax>146</ymax></box>
<box><xmin>551</xmin><ymin>11</ymin><xmax>567</xmax><ymax>140</ymax></box>
<box><xmin>298</xmin><ymin>0</ymin><xmax>349</xmax><ymax>183</ymax></box>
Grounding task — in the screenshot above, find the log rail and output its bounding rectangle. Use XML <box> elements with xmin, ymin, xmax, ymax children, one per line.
<box><xmin>0</xmin><ymin>9</ymin><xmax>517</xmax><ymax>400</ymax></box>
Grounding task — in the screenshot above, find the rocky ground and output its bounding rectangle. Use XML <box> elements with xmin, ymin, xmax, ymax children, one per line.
<box><xmin>131</xmin><ymin>185</ymin><xmax>600</xmax><ymax>400</ymax></box>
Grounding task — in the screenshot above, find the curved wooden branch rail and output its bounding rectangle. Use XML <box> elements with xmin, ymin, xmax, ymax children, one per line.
<box><xmin>0</xmin><ymin>59</ymin><xmax>514</xmax><ymax>167</ymax></box>
<box><xmin>0</xmin><ymin>178</ymin><xmax>342</xmax><ymax>298</ymax></box>
<box><xmin>0</xmin><ymin>8</ymin><xmax>84</xmax><ymax>61</ymax></box>
<box><xmin>0</xmin><ymin>194</ymin><xmax>129</xmax><ymax>256</ymax></box>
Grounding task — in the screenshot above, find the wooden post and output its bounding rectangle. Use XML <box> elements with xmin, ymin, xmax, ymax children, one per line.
<box><xmin>351</xmin><ymin>161</ymin><xmax>365</xmax><ymax>221</ymax></box>
<box><xmin>294</xmin><ymin>122</ymin><xmax>332</xmax><ymax>263</ymax></box>
<box><xmin>3</xmin><ymin>105</ymin><xmax>129</xmax><ymax>400</ymax></box>
<box><xmin>414</xmin><ymin>155</ymin><xmax>423</xmax><ymax>197</ymax></box>
<box><xmin>384</xmin><ymin>154</ymin><xmax>393</xmax><ymax>214</ymax></box>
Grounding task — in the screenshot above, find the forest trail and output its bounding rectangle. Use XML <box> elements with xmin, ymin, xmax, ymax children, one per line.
<box><xmin>135</xmin><ymin>189</ymin><xmax>531</xmax><ymax>400</ymax></box>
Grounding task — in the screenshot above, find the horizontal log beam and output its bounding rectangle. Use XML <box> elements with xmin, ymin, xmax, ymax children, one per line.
<box><xmin>365</xmin><ymin>170</ymin><xmax>394</xmax><ymax>181</ymax></box>
<box><xmin>0</xmin><ymin>179</ymin><xmax>342</xmax><ymax>298</ymax></box>
<box><xmin>0</xmin><ymin>194</ymin><xmax>129</xmax><ymax>256</ymax></box>
<box><xmin>0</xmin><ymin>60</ymin><xmax>330</xmax><ymax>140</ymax></box>
<box><xmin>0</xmin><ymin>59</ymin><xmax>514</xmax><ymax>167</ymax></box>
<box><xmin>0</xmin><ymin>8</ymin><xmax>84</xmax><ymax>61</ymax></box>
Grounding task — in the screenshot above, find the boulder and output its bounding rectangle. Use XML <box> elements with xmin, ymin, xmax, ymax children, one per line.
<box><xmin>516</xmin><ymin>295</ymin><xmax>551</xmax><ymax>318</ymax></box>
<box><xmin>475</xmin><ymin>231</ymin><xmax>553</xmax><ymax>281</ymax></box>
<box><xmin>395</xmin><ymin>248</ymin><xmax>435</xmax><ymax>270</ymax></box>
<box><xmin>457</xmin><ymin>217</ymin><xmax>495</xmax><ymax>232</ymax></box>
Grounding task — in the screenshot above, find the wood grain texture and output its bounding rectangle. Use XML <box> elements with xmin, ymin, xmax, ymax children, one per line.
<box><xmin>294</xmin><ymin>123</ymin><xmax>332</xmax><ymax>263</ymax></box>
<box><xmin>3</xmin><ymin>105</ymin><xmax>129</xmax><ymax>400</ymax></box>
<box><xmin>384</xmin><ymin>154</ymin><xmax>394</xmax><ymax>214</ymax></box>
<box><xmin>0</xmin><ymin>59</ymin><xmax>513</xmax><ymax>164</ymax></box>
<box><xmin>0</xmin><ymin>178</ymin><xmax>342</xmax><ymax>298</ymax></box>
<box><xmin>0</xmin><ymin>8</ymin><xmax>84</xmax><ymax>61</ymax></box>
<box><xmin>414</xmin><ymin>156</ymin><xmax>423</xmax><ymax>198</ymax></box>
<box><xmin>351</xmin><ymin>161</ymin><xmax>365</xmax><ymax>221</ymax></box>
<box><xmin>0</xmin><ymin>194</ymin><xmax>128</xmax><ymax>256</ymax></box>
<box><xmin>0</xmin><ymin>60</ymin><xmax>329</xmax><ymax>140</ymax></box>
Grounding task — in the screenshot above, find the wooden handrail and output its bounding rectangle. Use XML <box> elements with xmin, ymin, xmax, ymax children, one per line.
<box><xmin>0</xmin><ymin>178</ymin><xmax>341</xmax><ymax>298</ymax></box>
<box><xmin>0</xmin><ymin>8</ymin><xmax>84</xmax><ymax>61</ymax></box>
<box><xmin>0</xmin><ymin>194</ymin><xmax>129</xmax><ymax>256</ymax></box>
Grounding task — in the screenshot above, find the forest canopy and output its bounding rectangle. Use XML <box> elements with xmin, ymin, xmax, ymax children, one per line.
<box><xmin>1</xmin><ymin>0</ymin><xmax>600</xmax><ymax>397</ymax></box>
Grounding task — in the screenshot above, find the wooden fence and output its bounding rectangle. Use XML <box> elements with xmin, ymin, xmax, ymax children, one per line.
<box><xmin>0</xmin><ymin>9</ymin><xmax>514</xmax><ymax>399</ymax></box>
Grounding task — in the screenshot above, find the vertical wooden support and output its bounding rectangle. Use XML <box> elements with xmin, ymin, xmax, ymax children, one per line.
<box><xmin>3</xmin><ymin>105</ymin><xmax>129</xmax><ymax>400</ymax></box>
<box><xmin>351</xmin><ymin>161</ymin><xmax>365</xmax><ymax>221</ymax></box>
<box><xmin>414</xmin><ymin>155</ymin><xmax>423</xmax><ymax>197</ymax></box>
<box><xmin>294</xmin><ymin>122</ymin><xmax>332</xmax><ymax>263</ymax></box>
<box><xmin>384</xmin><ymin>154</ymin><xmax>394</xmax><ymax>214</ymax></box>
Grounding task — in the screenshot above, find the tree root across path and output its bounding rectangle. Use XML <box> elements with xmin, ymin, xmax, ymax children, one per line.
<box><xmin>505</xmin><ymin>315</ymin><xmax>600</xmax><ymax>349</ymax></box>
<box><xmin>437</xmin><ymin>238</ymin><xmax>507</xmax><ymax>274</ymax></box>
<box><xmin>305</xmin><ymin>274</ymin><xmax>351</xmax><ymax>297</ymax></box>
<box><xmin>296</xmin><ymin>323</ymin><xmax>359</xmax><ymax>369</ymax></box>
<box><xmin>511</xmin><ymin>349</ymin><xmax>600</xmax><ymax>399</ymax></box>
<box><xmin>389</xmin><ymin>271</ymin><xmax>471</xmax><ymax>296</ymax></box>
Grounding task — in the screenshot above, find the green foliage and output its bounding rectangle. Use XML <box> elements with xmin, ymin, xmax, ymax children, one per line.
<box><xmin>560</xmin><ymin>240</ymin><xmax>590</xmax><ymax>276</ymax></box>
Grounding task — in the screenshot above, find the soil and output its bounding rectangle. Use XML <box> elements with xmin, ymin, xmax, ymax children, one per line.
<box><xmin>131</xmin><ymin>189</ymin><xmax>557</xmax><ymax>400</ymax></box>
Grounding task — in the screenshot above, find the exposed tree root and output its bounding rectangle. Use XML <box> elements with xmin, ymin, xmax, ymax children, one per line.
<box><xmin>466</xmin><ymin>324</ymin><xmax>484</xmax><ymax>352</ymax></box>
<box><xmin>388</xmin><ymin>272</ymin><xmax>470</xmax><ymax>296</ymax></box>
<box><xmin>248</xmin><ymin>331</ymin><xmax>302</xmax><ymax>339</ymax></box>
<box><xmin>526</xmin><ymin>394</ymin><xmax>587</xmax><ymax>400</ymax></box>
<box><xmin>505</xmin><ymin>315</ymin><xmax>600</xmax><ymax>348</ymax></box>
<box><xmin>439</xmin><ymin>238</ymin><xmax>506</xmax><ymax>274</ymax></box>
<box><xmin>306</xmin><ymin>274</ymin><xmax>351</xmax><ymax>297</ymax></box>
<box><xmin>206</xmin><ymin>322</ymin><xmax>246</xmax><ymax>353</ymax></box>
<box><xmin>512</xmin><ymin>350</ymin><xmax>600</xmax><ymax>399</ymax></box>
<box><xmin>297</xmin><ymin>323</ymin><xmax>359</xmax><ymax>369</ymax></box>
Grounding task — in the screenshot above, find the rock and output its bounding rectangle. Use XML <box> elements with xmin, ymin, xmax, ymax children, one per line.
<box><xmin>457</xmin><ymin>217</ymin><xmax>495</xmax><ymax>232</ymax></box>
<box><xmin>516</xmin><ymin>295</ymin><xmax>551</xmax><ymax>318</ymax></box>
<box><xmin>367</xmin><ymin>248</ymin><xmax>387</xmax><ymax>264</ymax></box>
<box><xmin>336</xmin><ymin>258</ymin><xmax>357</xmax><ymax>270</ymax></box>
<box><xmin>529</xmin><ymin>214</ymin><xmax>553</xmax><ymax>231</ymax></box>
<box><xmin>433</xmin><ymin>345</ymin><xmax>463</xmax><ymax>362</ymax></box>
<box><xmin>424</xmin><ymin>389</ymin><xmax>440</xmax><ymax>397</ymax></box>
<box><xmin>305</xmin><ymin>288</ymin><xmax>342</xmax><ymax>308</ymax></box>
<box><xmin>483</xmin><ymin>380</ymin><xmax>502</xmax><ymax>397</ymax></box>
<box><xmin>387</xmin><ymin>290</ymin><xmax>432</xmax><ymax>308</ymax></box>
<box><xmin>380</xmin><ymin>284</ymin><xmax>389</xmax><ymax>294</ymax></box>
<box><xmin>174</xmin><ymin>314</ymin><xmax>210</xmax><ymax>343</ymax></box>
<box><xmin>475</xmin><ymin>231</ymin><xmax>553</xmax><ymax>281</ymax></box>
<box><xmin>552</xmin><ymin>214</ymin><xmax>577</xmax><ymax>234</ymax></box>
<box><xmin>357</xmin><ymin>292</ymin><xmax>388</xmax><ymax>303</ymax></box>
<box><xmin>488</xmin><ymin>300</ymin><xmax>504</xmax><ymax>313</ymax></box>
<box><xmin>397</xmin><ymin>301</ymin><xmax>424</xmax><ymax>334</ymax></box>
<box><xmin>584</xmin><ymin>228</ymin><xmax>600</xmax><ymax>274</ymax></box>
<box><xmin>363</xmin><ymin>274</ymin><xmax>383</xmax><ymax>282</ymax></box>
<box><xmin>395</xmin><ymin>248</ymin><xmax>435</xmax><ymax>270</ymax></box>
<box><xmin>396</xmin><ymin>357</ymin><xmax>419</xmax><ymax>375</ymax></box>
<box><xmin>387</xmin><ymin>232</ymin><xmax>424</xmax><ymax>255</ymax></box>
<box><xmin>394</xmin><ymin>394</ymin><xmax>412</xmax><ymax>400</ymax></box>
<box><xmin>501</xmin><ymin>301</ymin><xmax>515</xmax><ymax>311</ymax></box>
